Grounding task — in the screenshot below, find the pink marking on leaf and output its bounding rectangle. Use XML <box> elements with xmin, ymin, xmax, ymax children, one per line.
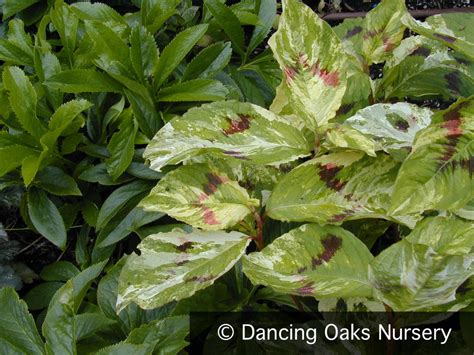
<box><xmin>443</xmin><ymin>119</ymin><xmax>462</xmax><ymax>137</ymax></box>
<box><xmin>284</xmin><ymin>66</ymin><xmax>297</xmax><ymax>82</ymax></box>
<box><xmin>297</xmin><ymin>284</ymin><xmax>315</xmax><ymax>295</ymax></box>
<box><xmin>222</xmin><ymin>114</ymin><xmax>251</xmax><ymax>136</ymax></box>
<box><xmin>202</xmin><ymin>206</ymin><xmax>219</xmax><ymax>225</ymax></box>
<box><xmin>310</xmin><ymin>61</ymin><xmax>340</xmax><ymax>87</ymax></box>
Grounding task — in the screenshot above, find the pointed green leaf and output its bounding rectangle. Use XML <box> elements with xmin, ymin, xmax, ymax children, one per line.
<box><xmin>43</xmin><ymin>261</ymin><xmax>106</xmax><ymax>355</ymax></box>
<box><xmin>0</xmin><ymin>145</ymin><xmax>38</xmax><ymax>178</ymax></box>
<box><xmin>158</xmin><ymin>79</ymin><xmax>228</xmax><ymax>102</ymax></box>
<box><xmin>345</xmin><ymin>102</ymin><xmax>433</xmax><ymax>152</ymax></box>
<box><xmin>182</xmin><ymin>42</ymin><xmax>232</xmax><ymax>80</ymax></box>
<box><xmin>243</xmin><ymin>224</ymin><xmax>374</xmax><ymax>299</ymax></box>
<box><xmin>2</xmin><ymin>0</ymin><xmax>39</xmax><ymax>19</ymax></box>
<box><xmin>40</xmin><ymin>261</ymin><xmax>80</xmax><ymax>282</ymax></box>
<box><xmin>268</xmin><ymin>0</ymin><xmax>348</xmax><ymax>129</ymax></box>
<box><xmin>117</xmin><ymin>229</ymin><xmax>251</xmax><ymax>310</ymax></box>
<box><xmin>144</xmin><ymin>100</ymin><xmax>311</xmax><ymax>172</ymax></box>
<box><xmin>36</xmin><ymin>166</ymin><xmax>82</xmax><ymax>196</ymax></box>
<box><xmin>129</xmin><ymin>26</ymin><xmax>159</xmax><ymax>83</ymax></box>
<box><xmin>205</xmin><ymin>0</ymin><xmax>245</xmax><ymax>56</ymax></box>
<box><xmin>50</xmin><ymin>0</ymin><xmax>79</xmax><ymax>67</ymax></box>
<box><xmin>153</xmin><ymin>24</ymin><xmax>209</xmax><ymax>90</ymax></box>
<box><xmin>390</xmin><ymin>97</ymin><xmax>474</xmax><ymax>214</ymax></box>
<box><xmin>369</xmin><ymin>216</ymin><xmax>473</xmax><ymax>311</ymax></box>
<box><xmin>27</xmin><ymin>188</ymin><xmax>67</xmax><ymax>249</ymax></box>
<box><xmin>3</xmin><ymin>66</ymin><xmax>46</xmax><ymax>140</ymax></box>
<box><xmin>362</xmin><ymin>0</ymin><xmax>407</xmax><ymax>64</ymax></box>
<box><xmin>105</xmin><ymin>117</ymin><xmax>139</xmax><ymax>181</ymax></box>
<box><xmin>379</xmin><ymin>36</ymin><xmax>474</xmax><ymax>100</ymax></box>
<box><xmin>125</xmin><ymin>316</ymin><xmax>189</xmax><ymax>353</ymax></box>
<box><xmin>96</xmin><ymin>180</ymin><xmax>152</xmax><ymax>231</ymax></box>
<box><xmin>267</xmin><ymin>152</ymin><xmax>417</xmax><ymax>227</ymax></box>
<box><xmin>45</xmin><ymin>69</ymin><xmax>123</xmax><ymax>93</ymax></box>
<box><xmin>140</xmin><ymin>0</ymin><xmax>180</xmax><ymax>34</ymax></box>
<box><xmin>70</xmin><ymin>2</ymin><xmax>124</xmax><ymax>23</ymax></box>
<box><xmin>0</xmin><ymin>288</ymin><xmax>45</xmax><ymax>355</ymax></box>
<box><xmin>333</xmin><ymin>17</ymin><xmax>365</xmax><ymax>59</ymax></box>
<box><xmin>140</xmin><ymin>164</ymin><xmax>259</xmax><ymax>230</ymax></box>
<box><xmin>75</xmin><ymin>313</ymin><xmax>116</xmax><ymax>341</ymax></box>
<box><xmin>248</xmin><ymin>0</ymin><xmax>277</xmax><ymax>55</ymax></box>
<box><xmin>402</xmin><ymin>12</ymin><xmax>474</xmax><ymax>60</ymax></box>
<box><xmin>0</xmin><ymin>19</ymin><xmax>34</xmax><ymax>66</ymax></box>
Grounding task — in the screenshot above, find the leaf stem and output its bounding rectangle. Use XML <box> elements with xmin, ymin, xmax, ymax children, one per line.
<box><xmin>252</xmin><ymin>210</ymin><xmax>265</xmax><ymax>251</ymax></box>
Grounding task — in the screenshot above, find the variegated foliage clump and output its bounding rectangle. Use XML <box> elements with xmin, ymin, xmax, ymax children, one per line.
<box><xmin>119</xmin><ymin>0</ymin><xmax>474</xmax><ymax>313</ymax></box>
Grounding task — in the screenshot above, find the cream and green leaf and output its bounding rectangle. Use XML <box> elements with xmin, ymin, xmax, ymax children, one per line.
<box><xmin>266</xmin><ymin>152</ymin><xmax>417</xmax><ymax>227</ymax></box>
<box><xmin>242</xmin><ymin>224</ymin><xmax>374</xmax><ymax>299</ymax></box>
<box><xmin>369</xmin><ymin>216</ymin><xmax>473</xmax><ymax>311</ymax></box>
<box><xmin>143</xmin><ymin>100</ymin><xmax>311</xmax><ymax>172</ymax></box>
<box><xmin>139</xmin><ymin>164</ymin><xmax>259</xmax><ymax>230</ymax></box>
<box><xmin>269</xmin><ymin>0</ymin><xmax>348</xmax><ymax>129</ymax></box>
<box><xmin>390</xmin><ymin>97</ymin><xmax>474</xmax><ymax>215</ymax></box>
<box><xmin>117</xmin><ymin>229</ymin><xmax>251</xmax><ymax>310</ymax></box>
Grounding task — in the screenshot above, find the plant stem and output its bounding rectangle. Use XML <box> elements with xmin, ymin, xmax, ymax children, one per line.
<box><xmin>252</xmin><ymin>210</ymin><xmax>265</xmax><ymax>251</ymax></box>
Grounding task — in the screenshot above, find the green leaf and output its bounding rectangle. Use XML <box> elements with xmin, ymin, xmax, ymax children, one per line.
<box><xmin>95</xmin><ymin>343</ymin><xmax>148</xmax><ymax>355</ymax></box>
<box><xmin>129</xmin><ymin>25</ymin><xmax>159</xmax><ymax>83</ymax></box>
<box><xmin>140</xmin><ymin>0</ymin><xmax>180</xmax><ymax>34</ymax></box>
<box><xmin>75</xmin><ymin>313</ymin><xmax>116</xmax><ymax>341</ymax></box>
<box><xmin>0</xmin><ymin>288</ymin><xmax>45</xmax><ymax>355</ymax></box>
<box><xmin>97</xmin><ymin>207</ymin><xmax>164</xmax><ymax>248</ymax></box>
<box><xmin>125</xmin><ymin>316</ymin><xmax>189</xmax><ymax>353</ymax></box>
<box><xmin>0</xmin><ymin>19</ymin><xmax>34</xmax><ymax>66</ymax></box>
<box><xmin>390</xmin><ymin>97</ymin><xmax>474</xmax><ymax>214</ymax></box>
<box><xmin>402</xmin><ymin>12</ymin><xmax>474</xmax><ymax>60</ymax></box>
<box><xmin>36</xmin><ymin>166</ymin><xmax>81</xmax><ymax>196</ymax></box>
<box><xmin>266</xmin><ymin>152</ymin><xmax>417</xmax><ymax>227</ymax></box>
<box><xmin>45</xmin><ymin>69</ymin><xmax>123</xmax><ymax>93</ymax></box>
<box><xmin>96</xmin><ymin>180</ymin><xmax>152</xmax><ymax>231</ymax></box>
<box><xmin>243</xmin><ymin>224</ymin><xmax>374</xmax><ymax>299</ymax></box>
<box><xmin>70</xmin><ymin>2</ymin><xmax>124</xmax><ymax>23</ymax></box>
<box><xmin>105</xmin><ymin>116</ymin><xmax>139</xmax><ymax>181</ymax></box>
<box><xmin>362</xmin><ymin>0</ymin><xmax>407</xmax><ymax>64</ymax></box>
<box><xmin>27</xmin><ymin>187</ymin><xmax>67</xmax><ymax>249</ymax></box>
<box><xmin>42</xmin><ymin>261</ymin><xmax>106</xmax><ymax>355</ymax></box>
<box><xmin>182</xmin><ymin>42</ymin><xmax>232</xmax><ymax>81</ymax></box>
<box><xmin>153</xmin><ymin>24</ymin><xmax>209</xmax><ymax>90</ymax></box>
<box><xmin>144</xmin><ymin>100</ymin><xmax>311</xmax><ymax>172</ymax></box>
<box><xmin>248</xmin><ymin>0</ymin><xmax>277</xmax><ymax>55</ymax></box>
<box><xmin>205</xmin><ymin>0</ymin><xmax>245</xmax><ymax>56</ymax></box>
<box><xmin>3</xmin><ymin>66</ymin><xmax>46</xmax><ymax>140</ymax></box>
<box><xmin>345</xmin><ymin>102</ymin><xmax>433</xmax><ymax>152</ymax></box>
<box><xmin>0</xmin><ymin>145</ymin><xmax>38</xmax><ymax>178</ymax></box>
<box><xmin>50</xmin><ymin>0</ymin><xmax>79</xmax><ymax>67</ymax></box>
<box><xmin>379</xmin><ymin>36</ymin><xmax>474</xmax><ymax>100</ymax></box>
<box><xmin>369</xmin><ymin>216</ymin><xmax>473</xmax><ymax>311</ymax></box>
<box><xmin>333</xmin><ymin>17</ymin><xmax>365</xmax><ymax>60</ymax></box>
<box><xmin>269</xmin><ymin>0</ymin><xmax>348</xmax><ymax>129</ymax></box>
<box><xmin>40</xmin><ymin>261</ymin><xmax>80</xmax><ymax>282</ymax></box>
<box><xmin>23</xmin><ymin>282</ymin><xmax>64</xmax><ymax>311</ymax></box>
<box><xmin>158</xmin><ymin>79</ymin><xmax>228</xmax><ymax>102</ymax></box>
<box><xmin>2</xmin><ymin>0</ymin><xmax>39</xmax><ymax>20</ymax></box>
<box><xmin>117</xmin><ymin>229</ymin><xmax>250</xmax><ymax>310</ymax></box>
<box><xmin>140</xmin><ymin>164</ymin><xmax>259</xmax><ymax>230</ymax></box>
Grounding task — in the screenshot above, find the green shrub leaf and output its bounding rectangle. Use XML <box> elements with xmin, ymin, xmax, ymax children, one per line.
<box><xmin>182</xmin><ymin>42</ymin><xmax>232</xmax><ymax>81</ymax></box>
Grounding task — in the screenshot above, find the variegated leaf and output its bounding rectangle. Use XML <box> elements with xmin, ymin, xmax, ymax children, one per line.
<box><xmin>318</xmin><ymin>297</ymin><xmax>385</xmax><ymax>312</ymax></box>
<box><xmin>143</xmin><ymin>100</ymin><xmax>311</xmax><ymax>172</ymax></box>
<box><xmin>323</xmin><ymin>124</ymin><xmax>377</xmax><ymax>157</ymax></box>
<box><xmin>242</xmin><ymin>224</ymin><xmax>374</xmax><ymax>299</ymax></box>
<box><xmin>268</xmin><ymin>0</ymin><xmax>348</xmax><ymax>129</ymax></box>
<box><xmin>345</xmin><ymin>103</ymin><xmax>433</xmax><ymax>152</ymax></box>
<box><xmin>379</xmin><ymin>36</ymin><xmax>474</xmax><ymax>100</ymax></box>
<box><xmin>333</xmin><ymin>17</ymin><xmax>365</xmax><ymax>60</ymax></box>
<box><xmin>139</xmin><ymin>164</ymin><xmax>259</xmax><ymax>230</ymax></box>
<box><xmin>369</xmin><ymin>216</ymin><xmax>473</xmax><ymax>311</ymax></box>
<box><xmin>455</xmin><ymin>199</ymin><xmax>474</xmax><ymax>220</ymax></box>
<box><xmin>117</xmin><ymin>229</ymin><xmax>251</xmax><ymax>310</ymax></box>
<box><xmin>390</xmin><ymin>97</ymin><xmax>474</xmax><ymax>215</ymax></box>
<box><xmin>362</xmin><ymin>0</ymin><xmax>408</xmax><ymax>64</ymax></box>
<box><xmin>266</xmin><ymin>152</ymin><xmax>417</xmax><ymax>227</ymax></box>
<box><xmin>402</xmin><ymin>13</ymin><xmax>474</xmax><ymax>60</ymax></box>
